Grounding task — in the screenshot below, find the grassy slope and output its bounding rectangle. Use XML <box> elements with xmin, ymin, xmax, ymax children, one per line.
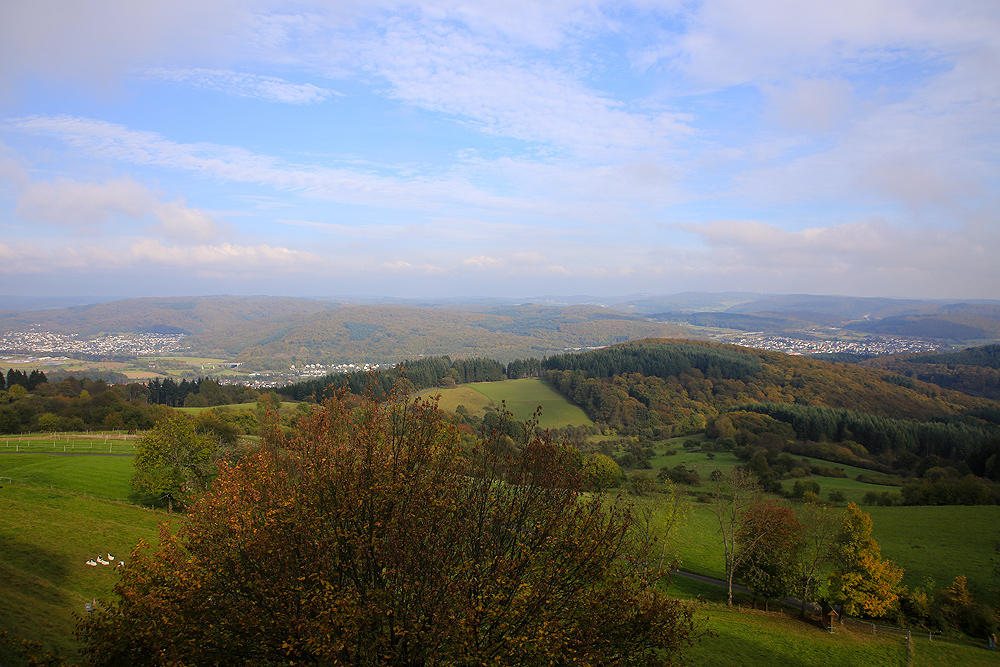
<box><xmin>663</xmin><ymin>497</ymin><xmax>1000</xmax><ymax>606</ymax></box>
<box><xmin>0</xmin><ymin>453</ymin><xmax>135</xmax><ymax>501</ymax></box>
<box><xmin>647</xmin><ymin>443</ymin><xmax>900</xmax><ymax>505</ymax></box>
<box><xmin>425</xmin><ymin>378</ymin><xmax>594</xmax><ymax>429</ymax></box>
<box><xmin>471</xmin><ymin>378</ymin><xmax>594</xmax><ymax>428</ymax></box>
<box><xmin>0</xmin><ymin>484</ymin><xmax>166</xmax><ymax>664</ymax></box>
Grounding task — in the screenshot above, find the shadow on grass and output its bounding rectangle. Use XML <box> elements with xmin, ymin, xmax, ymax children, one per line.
<box><xmin>0</xmin><ymin>533</ymin><xmax>69</xmax><ymax>586</ymax></box>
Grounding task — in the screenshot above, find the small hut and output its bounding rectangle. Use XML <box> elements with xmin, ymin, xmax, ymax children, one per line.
<box><xmin>820</xmin><ymin>602</ymin><xmax>841</xmax><ymax>632</ymax></box>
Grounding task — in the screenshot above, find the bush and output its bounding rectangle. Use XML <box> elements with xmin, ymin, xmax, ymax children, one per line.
<box><xmin>828</xmin><ymin>490</ymin><xmax>847</xmax><ymax>504</ymax></box>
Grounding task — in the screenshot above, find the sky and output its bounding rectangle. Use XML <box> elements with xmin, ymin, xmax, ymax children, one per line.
<box><xmin>1</xmin><ymin>0</ymin><xmax>998</xmax><ymax>301</ymax></box>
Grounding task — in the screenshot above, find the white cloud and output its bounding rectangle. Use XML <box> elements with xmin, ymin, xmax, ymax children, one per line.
<box><xmin>141</xmin><ymin>68</ymin><xmax>337</xmax><ymax>104</ymax></box>
<box><xmin>0</xmin><ymin>0</ymin><xmax>250</xmax><ymax>96</ymax></box>
<box><xmin>11</xmin><ymin>173</ymin><xmax>228</xmax><ymax>243</ymax></box>
<box><xmin>153</xmin><ymin>200</ymin><xmax>229</xmax><ymax>243</ymax></box>
<box><xmin>128</xmin><ymin>239</ymin><xmax>316</xmax><ymax>268</ymax></box>
<box><xmin>381</xmin><ymin>260</ymin><xmax>446</xmax><ymax>275</ymax></box>
<box><xmin>763</xmin><ymin>78</ymin><xmax>854</xmax><ymax>133</ymax></box>
<box><xmin>361</xmin><ymin>18</ymin><xmax>691</xmax><ymax>158</ymax></box>
<box><xmin>7</xmin><ymin>115</ymin><xmax>509</xmax><ymax>212</ymax></box>
<box><xmin>678</xmin><ymin>217</ymin><xmax>1000</xmax><ymax>298</ymax></box>
<box><xmin>16</xmin><ymin>177</ymin><xmax>154</xmax><ymax>226</ymax></box>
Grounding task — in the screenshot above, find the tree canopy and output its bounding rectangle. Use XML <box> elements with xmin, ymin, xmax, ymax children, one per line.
<box><xmin>131</xmin><ymin>414</ymin><xmax>218</xmax><ymax>513</ymax></box>
<box><xmin>79</xmin><ymin>392</ymin><xmax>695</xmax><ymax>666</ymax></box>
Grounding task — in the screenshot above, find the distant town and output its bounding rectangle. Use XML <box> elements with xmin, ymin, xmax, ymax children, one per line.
<box><xmin>716</xmin><ymin>332</ymin><xmax>940</xmax><ymax>356</ymax></box>
<box><xmin>0</xmin><ymin>330</ymin><xmax>187</xmax><ymax>358</ymax></box>
<box><xmin>1</xmin><ymin>328</ymin><xmax>942</xmax><ymax>387</ymax></box>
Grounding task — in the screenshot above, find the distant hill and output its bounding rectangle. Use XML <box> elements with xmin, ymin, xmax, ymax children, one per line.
<box><xmin>3</xmin><ymin>293</ymin><xmax>1000</xmax><ymax>370</ymax></box>
<box><xmin>0</xmin><ymin>295</ymin><xmax>342</xmax><ymax>335</ymax></box>
<box><xmin>225</xmin><ymin>304</ymin><xmax>689</xmax><ymax>369</ymax></box>
<box><xmin>863</xmin><ymin>344</ymin><xmax>1000</xmax><ymax>400</ymax></box>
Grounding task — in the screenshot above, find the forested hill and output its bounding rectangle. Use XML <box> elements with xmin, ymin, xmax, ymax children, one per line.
<box><xmin>861</xmin><ymin>344</ymin><xmax>1000</xmax><ymax>400</ymax></box>
<box><xmin>538</xmin><ymin>339</ymin><xmax>996</xmax><ymax>443</ymax></box>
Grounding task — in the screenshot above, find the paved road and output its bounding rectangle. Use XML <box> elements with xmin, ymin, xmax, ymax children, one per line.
<box><xmin>671</xmin><ymin>569</ymin><xmax>820</xmax><ymax>613</ymax></box>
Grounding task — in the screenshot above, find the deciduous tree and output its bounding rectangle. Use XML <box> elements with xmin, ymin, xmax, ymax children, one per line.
<box><xmin>735</xmin><ymin>498</ymin><xmax>802</xmax><ymax>610</ymax></box>
<box><xmin>79</xmin><ymin>392</ymin><xmax>695</xmax><ymax>666</ymax></box>
<box><xmin>828</xmin><ymin>502</ymin><xmax>904</xmax><ymax>617</ymax></box>
<box><xmin>711</xmin><ymin>467</ymin><xmax>761</xmax><ymax>606</ymax></box>
<box><xmin>131</xmin><ymin>414</ymin><xmax>217</xmax><ymax>514</ymax></box>
<box><xmin>792</xmin><ymin>500</ymin><xmax>840</xmax><ymax>616</ymax></box>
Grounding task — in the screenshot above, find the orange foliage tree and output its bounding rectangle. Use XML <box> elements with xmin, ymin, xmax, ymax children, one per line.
<box><xmin>827</xmin><ymin>503</ymin><xmax>904</xmax><ymax>617</ymax></box>
<box><xmin>77</xmin><ymin>392</ymin><xmax>695</xmax><ymax>666</ymax></box>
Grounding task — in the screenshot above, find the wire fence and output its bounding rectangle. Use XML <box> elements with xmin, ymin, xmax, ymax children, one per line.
<box><xmin>841</xmin><ymin>616</ymin><xmax>989</xmax><ymax>651</ymax></box>
<box><xmin>0</xmin><ymin>430</ymin><xmax>139</xmax><ymax>454</ymax></box>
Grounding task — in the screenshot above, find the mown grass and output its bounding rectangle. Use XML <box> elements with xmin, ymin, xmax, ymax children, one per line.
<box><xmin>417</xmin><ymin>386</ymin><xmax>495</xmax><ymax>414</ymax></box>
<box><xmin>642</xmin><ymin>493</ymin><xmax>1000</xmax><ymax>605</ymax></box>
<box><xmin>646</xmin><ymin>440</ymin><xmax>899</xmax><ymax>505</ymax></box>
<box><xmin>0</xmin><ymin>452</ymin><xmax>135</xmax><ymax>501</ymax></box>
<box><xmin>0</xmin><ymin>483</ymin><xmax>167</xmax><ymax>665</ymax></box>
<box><xmin>867</xmin><ymin>505</ymin><xmax>1000</xmax><ymax>598</ymax></box>
<box><xmin>433</xmin><ymin>378</ymin><xmax>594</xmax><ymax>429</ymax></box>
<box><xmin>177</xmin><ymin>401</ymin><xmax>264</xmax><ymax>414</ymax></box>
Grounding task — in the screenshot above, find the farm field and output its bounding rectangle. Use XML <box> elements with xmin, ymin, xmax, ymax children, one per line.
<box><xmin>2</xmin><ymin>427</ymin><xmax>999</xmax><ymax>665</ymax></box>
<box><xmin>662</xmin><ymin>498</ymin><xmax>1000</xmax><ymax>605</ymax></box>
<box><xmin>0</xmin><ymin>482</ymin><xmax>166</xmax><ymax>665</ymax></box>
<box><xmin>645</xmin><ymin>443</ymin><xmax>898</xmax><ymax>505</ymax></box>
<box><xmin>0</xmin><ymin>452</ymin><xmax>135</xmax><ymax>501</ymax></box>
<box><xmin>425</xmin><ymin>378</ymin><xmax>594</xmax><ymax>429</ymax></box>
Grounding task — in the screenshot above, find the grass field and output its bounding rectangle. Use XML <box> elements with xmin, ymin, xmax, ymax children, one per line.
<box><xmin>0</xmin><ymin>482</ymin><xmax>167</xmax><ymax>664</ymax></box>
<box><xmin>177</xmin><ymin>401</ymin><xmax>267</xmax><ymax>414</ymax></box>
<box><xmin>645</xmin><ymin>441</ymin><xmax>896</xmax><ymax>505</ymax></box>
<box><xmin>651</xmin><ymin>494</ymin><xmax>1000</xmax><ymax>609</ymax></box>
<box><xmin>0</xmin><ymin>432</ymin><xmax>138</xmax><ymax>457</ymax></box>
<box><xmin>667</xmin><ymin>575</ymin><xmax>1000</xmax><ymax>666</ymax></box>
<box><xmin>424</xmin><ymin>378</ymin><xmax>594</xmax><ymax>429</ymax></box>
<box><xmin>2</xmin><ymin>421</ymin><xmax>999</xmax><ymax>666</ymax></box>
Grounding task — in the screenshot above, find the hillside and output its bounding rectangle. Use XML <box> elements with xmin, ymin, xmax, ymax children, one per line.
<box><xmin>0</xmin><ymin>295</ymin><xmax>341</xmax><ymax>336</ymax></box>
<box><xmin>539</xmin><ymin>339</ymin><xmax>1000</xmax><ymax>466</ymax></box>
<box><xmin>226</xmin><ymin>304</ymin><xmax>689</xmax><ymax>368</ymax></box>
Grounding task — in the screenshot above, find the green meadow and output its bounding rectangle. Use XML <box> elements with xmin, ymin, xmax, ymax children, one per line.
<box><xmin>424</xmin><ymin>378</ymin><xmax>594</xmax><ymax>429</ymax></box>
<box><xmin>2</xmin><ymin>381</ymin><xmax>999</xmax><ymax>665</ymax></box>
<box><xmin>0</xmin><ymin>480</ymin><xmax>166</xmax><ymax>665</ymax></box>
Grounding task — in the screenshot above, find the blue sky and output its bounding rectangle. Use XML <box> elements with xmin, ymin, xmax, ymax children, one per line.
<box><xmin>1</xmin><ymin>0</ymin><xmax>998</xmax><ymax>300</ymax></box>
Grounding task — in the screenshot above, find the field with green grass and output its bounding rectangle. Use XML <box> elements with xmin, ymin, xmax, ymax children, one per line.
<box><xmin>668</xmin><ymin>574</ymin><xmax>999</xmax><ymax>666</ymax></box>
<box><xmin>649</xmin><ymin>493</ymin><xmax>1000</xmax><ymax>609</ymax></box>
<box><xmin>0</xmin><ymin>481</ymin><xmax>167</xmax><ymax>665</ymax></box>
<box><xmin>425</xmin><ymin>378</ymin><xmax>594</xmax><ymax>429</ymax></box>
<box><xmin>644</xmin><ymin>439</ymin><xmax>897</xmax><ymax>505</ymax></box>
<box><xmin>2</xmin><ymin>425</ymin><xmax>999</xmax><ymax>666</ymax></box>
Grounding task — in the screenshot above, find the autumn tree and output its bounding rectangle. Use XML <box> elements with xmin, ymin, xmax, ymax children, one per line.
<box><xmin>79</xmin><ymin>392</ymin><xmax>696</xmax><ymax>666</ymax></box>
<box><xmin>792</xmin><ymin>500</ymin><xmax>840</xmax><ymax>616</ymax></box>
<box><xmin>827</xmin><ymin>502</ymin><xmax>904</xmax><ymax>617</ymax></box>
<box><xmin>711</xmin><ymin>467</ymin><xmax>761</xmax><ymax>606</ymax></box>
<box><xmin>131</xmin><ymin>414</ymin><xmax>218</xmax><ymax>514</ymax></box>
<box><xmin>734</xmin><ymin>498</ymin><xmax>803</xmax><ymax>610</ymax></box>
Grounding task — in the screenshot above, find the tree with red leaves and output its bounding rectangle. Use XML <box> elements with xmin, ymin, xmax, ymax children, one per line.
<box><xmin>77</xmin><ymin>391</ymin><xmax>695</xmax><ymax>666</ymax></box>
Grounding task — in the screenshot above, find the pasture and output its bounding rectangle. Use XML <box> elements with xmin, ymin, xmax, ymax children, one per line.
<box><xmin>646</xmin><ymin>443</ymin><xmax>898</xmax><ymax>505</ymax></box>
<box><xmin>425</xmin><ymin>378</ymin><xmax>594</xmax><ymax>429</ymax></box>
<box><xmin>2</xmin><ymin>425</ymin><xmax>999</xmax><ymax>666</ymax></box>
<box><xmin>651</xmin><ymin>494</ymin><xmax>1000</xmax><ymax>606</ymax></box>
<box><xmin>0</xmin><ymin>480</ymin><xmax>166</xmax><ymax>664</ymax></box>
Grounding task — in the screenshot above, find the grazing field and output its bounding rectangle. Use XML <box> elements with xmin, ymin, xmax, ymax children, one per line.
<box><xmin>0</xmin><ymin>432</ymin><xmax>138</xmax><ymax>456</ymax></box>
<box><xmin>0</xmin><ymin>482</ymin><xmax>166</xmax><ymax>665</ymax></box>
<box><xmin>658</xmin><ymin>497</ymin><xmax>1000</xmax><ymax>606</ymax></box>
<box><xmin>0</xmin><ymin>453</ymin><xmax>135</xmax><ymax>501</ymax></box>
<box><xmin>419</xmin><ymin>385</ymin><xmax>495</xmax><ymax>414</ymax></box>
<box><xmin>645</xmin><ymin>442</ymin><xmax>896</xmax><ymax>505</ymax></box>
<box><xmin>427</xmin><ymin>378</ymin><xmax>594</xmax><ymax>429</ymax></box>
<box><xmin>867</xmin><ymin>505</ymin><xmax>1000</xmax><ymax>596</ymax></box>
<box><xmin>177</xmin><ymin>401</ymin><xmax>271</xmax><ymax>415</ymax></box>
